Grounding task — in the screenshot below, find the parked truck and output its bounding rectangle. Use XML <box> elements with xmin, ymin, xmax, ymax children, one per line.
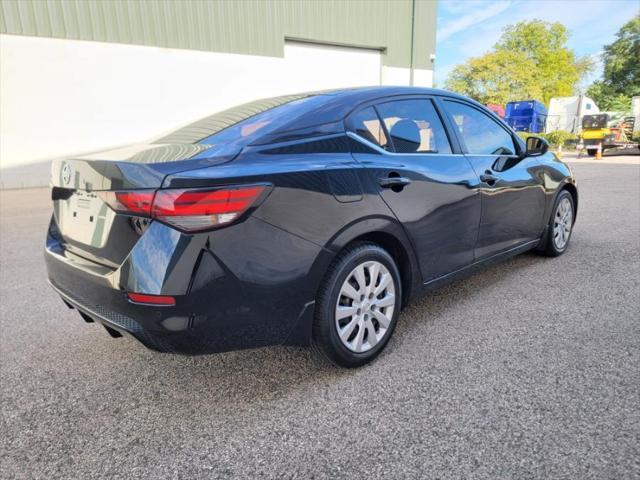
<box><xmin>486</xmin><ymin>103</ymin><xmax>505</xmax><ymax>118</ymax></box>
<box><xmin>545</xmin><ymin>95</ymin><xmax>599</xmax><ymax>133</ymax></box>
<box><xmin>581</xmin><ymin>112</ymin><xmax>638</xmax><ymax>156</ymax></box>
<box><xmin>504</xmin><ymin>100</ymin><xmax>547</xmax><ymax>133</ymax></box>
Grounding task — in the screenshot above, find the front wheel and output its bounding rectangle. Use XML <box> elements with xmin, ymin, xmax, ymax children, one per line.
<box><xmin>312</xmin><ymin>242</ymin><xmax>401</xmax><ymax>368</ymax></box>
<box><xmin>539</xmin><ymin>190</ymin><xmax>575</xmax><ymax>256</ymax></box>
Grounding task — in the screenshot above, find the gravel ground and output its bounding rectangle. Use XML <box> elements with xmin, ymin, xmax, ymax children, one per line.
<box><xmin>1</xmin><ymin>162</ymin><xmax>639</xmax><ymax>479</ymax></box>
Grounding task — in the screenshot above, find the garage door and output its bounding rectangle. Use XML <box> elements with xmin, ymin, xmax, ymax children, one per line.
<box><xmin>283</xmin><ymin>41</ymin><xmax>382</xmax><ymax>91</ymax></box>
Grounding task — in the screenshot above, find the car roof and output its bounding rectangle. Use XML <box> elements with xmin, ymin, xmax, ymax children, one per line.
<box><xmin>159</xmin><ymin>86</ymin><xmax>482</xmax><ymax>147</ymax></box>
<box><xmin>261</xmin><ymin>86</ymin><xmax>478</xmax><ymax>138</ymax></box>
<box><xmin>314</xmin><ymin>85</ymin><xmax>468</xmax><ymax>102</ymax></box>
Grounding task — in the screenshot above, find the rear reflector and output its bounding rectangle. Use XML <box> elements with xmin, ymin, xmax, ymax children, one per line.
<box><xmin>127</xmin><ymin>293</ymin><xmax>176</xmax><ymax>306</ymax></box>
<box><xmin>100</xmin><ymin>185</ymin><xmax>266</xmax><ymax>232</ymax></box>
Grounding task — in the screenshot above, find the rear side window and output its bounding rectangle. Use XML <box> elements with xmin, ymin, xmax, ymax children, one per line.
<box><xmin>156</xmin><ymin>94</ymin><xmax>325</xmax><ymax>145</ymax></box>
<box><xmin>443</xmin><ymin>100</ymin><xmax>516</xmax><ymax>155</ymax></box>
<box><xmin>376</xmin><ymin>99</ymin><xmax>452</xmax><ymax>154</ymax></box>
<box><xmin>349</xmin><ymin>107</ymin><xmax>390</xmax><ymax>149</ymax></box>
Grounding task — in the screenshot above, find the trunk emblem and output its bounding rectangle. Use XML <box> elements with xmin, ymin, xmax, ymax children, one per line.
<box><xmin>61</xmin><ymin>163</ymin><xmax>73</xmax><ymax>186</ymax></box>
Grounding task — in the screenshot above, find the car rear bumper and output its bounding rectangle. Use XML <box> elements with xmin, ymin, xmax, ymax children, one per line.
<box><xmin>48</xmin><ymin>279</ymin><xmax>180</xmax><ymax>352</ymax></box>
<box><xmin>45</xmin><ymin>214</ymin><xmax>326</xmax><ymax>354</ymax></box>
<box><xmin>45</xmin><ymin>244</ymin><xmax>225</xmax><ymax>354</ymax></box>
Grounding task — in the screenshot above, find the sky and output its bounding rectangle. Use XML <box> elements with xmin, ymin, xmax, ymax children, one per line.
<box><xmin>435</xmin><ymin>0</ymin><xmax>639</xmax><ymax>88</ymax></box>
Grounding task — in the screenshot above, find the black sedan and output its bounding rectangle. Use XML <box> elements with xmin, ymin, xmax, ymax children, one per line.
<box><xmin>45</xmin><ymin>87</ymin><xmax>577</xmax><ymax>367</ymax></box>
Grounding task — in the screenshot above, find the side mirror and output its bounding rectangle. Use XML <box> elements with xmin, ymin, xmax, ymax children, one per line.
<box><xmin>525</xmin><ymin>136</ymin><xmax>549</xmax><ymax>157</ymax></box>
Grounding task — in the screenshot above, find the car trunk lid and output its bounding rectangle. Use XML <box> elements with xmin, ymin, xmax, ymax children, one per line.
<box><xmin>50</xmin><ymin>143</ymin><xmax>239</xmax><ymax>267</ymax></box>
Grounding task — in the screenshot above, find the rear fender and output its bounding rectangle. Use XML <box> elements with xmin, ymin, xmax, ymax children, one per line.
<box><xmin>282</xmin><ymin>215</ymin><xmax>421</xmax><ymax>347</ymax></box>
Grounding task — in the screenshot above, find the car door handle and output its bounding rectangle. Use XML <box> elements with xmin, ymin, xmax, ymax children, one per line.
<box><xmin>480</xmin><ymin>172</ymin><xmax>498</xmax><ymax>186</ymax></box>
<box><xmin>378</xmin><ymin>177</ymin><xmax>411</xmax><ymax>188</ymax></box>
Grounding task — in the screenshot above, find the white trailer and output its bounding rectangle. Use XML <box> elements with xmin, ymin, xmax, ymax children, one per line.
<box><xmin>545</xmin><ymin>95</ymin><xmax>599</xmax><ymax>133</ymax></box>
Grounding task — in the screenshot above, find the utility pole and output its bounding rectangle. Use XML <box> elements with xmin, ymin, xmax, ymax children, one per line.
<box><xmin>409</xmin><ymin>0</ymin><xmax>416</xmax><ymax>86</ymax></box>
<box><xmin>575</xmin><ymin>91</ymin><xmax>584</xmax><ymax>134</ymax></box>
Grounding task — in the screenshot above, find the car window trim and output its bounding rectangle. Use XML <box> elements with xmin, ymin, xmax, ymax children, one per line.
<box><xmin>371</xmin><ymin>104</ymin><xmax>395</xmax><ymax>152</ymax></box>
<box><xmin>432</xmin><ymin>95</ymin><xmax>466</xmax><ymax>155</ymax></box>
<box><xmin>439</xmin><ymin>98</ymin><xmax>522</xmax><ymax>156</ymax></box>
<box><xmin>344</xmin><ymin>105</ymin><xmax>390</xmax><ymax>151</ymax></box>
<box><xmin>346</xmin><ymin>131</ymin><xmax>466</xmax><ymax>158</ymax></box>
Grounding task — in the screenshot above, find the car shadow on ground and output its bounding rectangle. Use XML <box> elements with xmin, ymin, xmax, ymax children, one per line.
<box><xmin>100</xmin><ymin>249</ymin><xmax>547</xmax><ymax>404</ymax></box>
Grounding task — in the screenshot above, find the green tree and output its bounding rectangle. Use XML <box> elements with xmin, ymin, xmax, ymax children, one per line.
<box><xmin>445</xmin><ymin>20</ymin><xmax>592</xmax><ymax>105</ymax></box>
<box><xmin>586</xmin><ymin>16</ymin><xmax>639</xmax><ymax>111</ymax></box>
<box><xmin>445</xmin><ymin>50</ymin><xmax>542</xmax><ymax>104</ymax></box>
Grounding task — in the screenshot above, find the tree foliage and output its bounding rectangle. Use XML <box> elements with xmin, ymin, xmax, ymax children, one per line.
<box><xmin>515</xmin><ymin>130</ymin><xmax>577</xmax><ymax>147</ymax></box>
<box><xmin>445</xmin><ymin>50</ymin><xmax>542</xmax><ymax>104</ymax></box>
<box><xmin>445</xmin><ymin>20</ymin><xmax>592</xmax><ymax>105</ymax></box>
<box><xmin>586</xmin><ymin>16</ymin><xmax>639</xmax><ymax>111</ymax></box>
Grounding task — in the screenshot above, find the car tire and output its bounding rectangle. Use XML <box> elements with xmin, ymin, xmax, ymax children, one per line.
<box><xmin>312</xmin><ymin>242</ymin><xmax>402</xmax><ymax>368</ymax></box>
<box><xmin>539</xmin><ymin>190</ymin><xmax>575</xmax><ymax>257</ymax></box>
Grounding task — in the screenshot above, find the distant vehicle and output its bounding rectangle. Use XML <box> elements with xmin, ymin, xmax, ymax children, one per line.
<box><xmin>581</xmin><ymin>112</ymin><xmax>638</xmax><ymax>156</ymax></box>
<box><xmin>546</xmin><ymin>95</ymin><xmax>599</xmax><ymax>133</ymax></box>
<box><xmin>486</xmin><ymin>103</ymin><xmax>505</xmax><ymax>118</ymax></box>
<box><xmin>505</xmin><ymin>100</ymin><xmax>547</xmax><ymax>133</ymax></box>
<box><xmin>45</xmin><ymin>87</ymin><xmax>577</xmax><ymax>367</ymax></box>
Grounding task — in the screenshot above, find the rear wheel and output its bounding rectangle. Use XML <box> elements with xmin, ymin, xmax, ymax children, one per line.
<box><xmin>312</xmin><ymin>242</ymin><xmax>401</xmax><ymax>368</ymax></box>
<box><xmin>539</xmin><ymin>190</ymin><xmax>575</xmax><ymax>256</ymax></box>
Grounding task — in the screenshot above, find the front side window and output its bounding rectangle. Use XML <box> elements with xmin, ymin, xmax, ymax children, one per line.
<box><xmin>375</xmin><ymin>99</ymin><xmax>452</xmax><ymax>154</ymax></box>
<box><xmin>349</xmin><ymin>107</ymin><xmax>390</xmax><ymax>149</ymax></box>
<box><xmin>443</xmin><ymin>100</ymin><xmax>516</xmax><ymax>155</ymax></box>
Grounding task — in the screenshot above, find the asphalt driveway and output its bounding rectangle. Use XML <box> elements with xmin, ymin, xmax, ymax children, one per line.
<box><xmin>1</xmin><ymin>162</ymin><xmax>639</xmax><ymax>479</ymax></box>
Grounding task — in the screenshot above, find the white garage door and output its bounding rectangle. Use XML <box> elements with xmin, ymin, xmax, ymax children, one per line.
<box><xmin>283</xmin><ymin>41</ymin><xmax>382</xmax><ymax>91</ymax></box>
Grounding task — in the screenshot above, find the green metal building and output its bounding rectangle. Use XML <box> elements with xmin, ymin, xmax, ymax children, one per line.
<box><xmin>0</xmin><ymin>0</ymin><xmax>438</xmax><ymax>175</ymax></box>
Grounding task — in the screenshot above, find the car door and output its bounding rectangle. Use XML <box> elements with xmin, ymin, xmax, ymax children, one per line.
<box><xmin>440</xmin><ymin>99</ymin><xmax>546</xmax><ymax>259</ymax></box>
<box><xmin>348</xmin><ymin>97</ymin><xmax>480</xmax><ymax>282</ymax></box>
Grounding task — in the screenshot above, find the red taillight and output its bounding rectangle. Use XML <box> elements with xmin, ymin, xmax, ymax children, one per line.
<box><xmin>153</xmin><ymin>186</ymin><xmax>265</xmax><ymax>231</ymax></box>
<box><xmin>127</xmin><ymin>293</ymin><xmax>176</xmax><ymax>306</ymax></box>
<box><xmin>99</xmin><ymin>190</ymin><xmax>154</xmax><ymax>215</ymax></box>
<box><xmin>100</xmin><ymin>185</ymin><xmax>266</xmax><ymax>232</ymax></box>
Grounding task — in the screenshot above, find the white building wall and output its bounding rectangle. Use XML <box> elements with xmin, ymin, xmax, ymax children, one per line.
<box><xmin>1</xmin><ymin>35</ymin><xmax>411</xmax><ymax>170</ymax></box>
<box><xmin>413</xmin><ymin>68</ymin><xmax>434</xmax><ymax>88</ymax></box>
<box><xmin>381</xmin><ymin>66</ymin><xmax>411</xmax><ymax>85</ymax></box>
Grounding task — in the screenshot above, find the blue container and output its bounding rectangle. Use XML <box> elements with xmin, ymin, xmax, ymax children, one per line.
<box><xmin>505</xmin><ymin>100</ymin><xmax>548</xmax><ymax>133</ymax></box>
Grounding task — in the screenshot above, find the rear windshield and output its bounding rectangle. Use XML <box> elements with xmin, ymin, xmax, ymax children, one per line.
<box><xmin>155</xmin><ymin>94</ymin><xmax>326</xmax><ymax>146</ymax></box>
